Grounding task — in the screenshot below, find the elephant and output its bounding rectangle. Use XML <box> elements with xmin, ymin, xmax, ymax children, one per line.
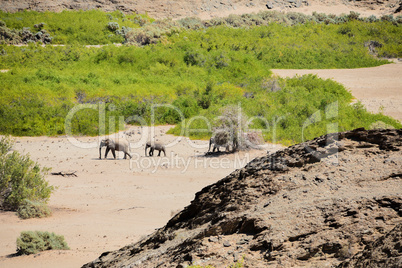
<box><xmin>99</xmin><ymin>138</ymin><xmax>131</xmax><ymax>159</ymax></box>
<box><xmin>208</xmin><ymin>131</ymin><xmax>238</xmax><ymax>153</ymax></box>
<box><xmin>145</xmin><ymin>141</ymin><xmax>166</xmax><ymax>157</ymax></box>
<box><xmin>208</xmin><ymin>137</ymin><xmax>230</xmax><ymax>152</ymax></box>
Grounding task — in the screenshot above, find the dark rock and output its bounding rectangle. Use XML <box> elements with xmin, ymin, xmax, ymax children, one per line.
<box><xmin>83</xmin><ymin>129</ymin><xmax>402</xmax><ymax>268</ymax></box>
<box><xmin>338</xmin><ymin>223</ymin><xmax>402</xmax><ymax>267</ymax></box>
<box><xmin>266</xmin><ymin>1</ymin><xmax>274</xmax><ymax>9</ymax></box>
<box><xmin>223</xmin><ymin>241</ymin><xmax>231</xmax><ymax>247</ymax></box>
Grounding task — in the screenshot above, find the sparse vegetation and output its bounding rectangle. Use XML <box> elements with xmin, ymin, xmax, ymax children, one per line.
<box><xmin>16</xmin><ymin>199</ymin><xmax>52</xmax><ymax>219</ymax></box>
<box><xmin>0</xmin><ymin>137</ymin><xmax>53</xmax><ymax>210</ymax></box>
<box><xmin>16</xmin><ymin>231</ymin><xmax>69</xmax><ymax>255</ymax></box>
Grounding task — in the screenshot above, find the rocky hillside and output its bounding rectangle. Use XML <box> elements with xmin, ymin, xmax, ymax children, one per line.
<box><xmin>1</xmin><ymin>0</ymin><xmax>401</xmax><ymax>18</ymax></box>
<box><xmin>83</xmin><ymin>128</ymin><xmax>402</xmax><ymax>267</ymax></box>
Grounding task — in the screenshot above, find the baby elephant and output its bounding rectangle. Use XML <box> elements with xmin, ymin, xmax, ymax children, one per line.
<box><xmin>99</xmin><ymin>138</ymin><xmax>131</xmax><ymax>159</ymax></box>
<box><xmin>145</xmin><ymin>141</ymin><xmax>166</xmax><ymax>157</ymax></box>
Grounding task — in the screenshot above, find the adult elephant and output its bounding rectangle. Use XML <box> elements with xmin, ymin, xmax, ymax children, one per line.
<box><xmin>208</xmin><ymin>131</ymin><xmax>238</xmax><ymax>153</ymax></box>
<box><xmin>145</xmin><ymin>141</ymin><xmax>166</xmax><ymax>157</ymax></box>
<box><xmin>208</xmin><ymin>137</ymin><xmax>231</xmax><ymax>152</ymax></box>
<box><xmin>99</xmin><ymin>138</ymin><xmax>131</xmax><ymax>159</ymax></box>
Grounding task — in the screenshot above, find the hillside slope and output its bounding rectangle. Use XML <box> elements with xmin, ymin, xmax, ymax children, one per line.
<box><xmin>83</xmin><ymin>128</ymin><xmax>402</xmax><ymax>267</ymax></box>
<box><xmin>1</xmin><ymin>0</ymin><xmax>401</xmax><ymax>18</ymax></box>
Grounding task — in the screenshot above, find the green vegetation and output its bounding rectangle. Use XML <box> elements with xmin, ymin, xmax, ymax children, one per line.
<box><xmin>0</xmin><ymin>11</ymin><xmax>401</xmax><ymax>144</ymax></box>
<box><xmin>125</xmin><ymin>11</ymin><xmax>402</xmax><ymax>56</ymax></box>
<box><xmin>168</xmin><ymin>75</ymin><xmax>401</xmax><ymax>145</ymax></box>
<box><xmin>16</xmin><ymin>199</ymin><xmax>52</xmax><ymax>219</ymax></box>
<box><xmin>16</xmin><ymin>231</ymin><xmax>69</xmax><ymax>255</ymax></box>
<box><xmin>0</xmin><ymin>10</ymin><xmax>151</xmax><ymax>44</ymax></box>
<box><xmin>0</xmin><ymin>137</ymin><xmax>53</xmax><ymax>210</ymax></box>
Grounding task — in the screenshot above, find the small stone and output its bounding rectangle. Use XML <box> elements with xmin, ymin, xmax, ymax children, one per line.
<box><xmin>236</xmin><ymin>238</ymin><xmax>248</xmax><ymax>245</ymax></box>
<box><xmin>223</xmin><ymin>241</ymin><xmax>231</xmax><ymax>247</ymax></box>
<box><xmin>208</xmin><ymin>237</ymin><xmax>219</xmax><ymax>243</ymax></box>
<box><xmin>233</xmin><ymin>252</ymin><xmax>239</xmax><ymax>262</ymax></box>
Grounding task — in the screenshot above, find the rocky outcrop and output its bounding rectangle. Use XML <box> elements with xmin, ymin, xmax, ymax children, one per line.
<box><xmin>338</xmin><ymin>223</ymin><xmax>402</xmax><ymax>267</ymax></box>
<box><xmin>83</xmin><ymin>128</ymin><xmax>402</xmax><ymax>267</ymax></box>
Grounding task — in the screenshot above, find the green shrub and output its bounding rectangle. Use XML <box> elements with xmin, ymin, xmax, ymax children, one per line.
<box><xmin>369</xmin><ymin>121</ymin><xmax>395</xmax><ymax>130</ymax></box>
<box><xmin>107</xmin><ymin>21</ymin><xmax>119</xmax><ymax>31</ymax></box>
<box><xmin>17</xmin><ymin>199</ymin><xmax>52</xmax><ymax>219</ymax></box>
<box><xmin>0</xmin><ymin>137</ymin><xmax>53</xmax><ymax>210</ymax></box>
<box><xmin>178</xmin><ymin>17</ymin><xmax>204</xmax><ymax>29</ymax></box>
<box><xmin>16</xmin><ymin>231</ymin><xmax>69</xmax><ymax>255</ymax></box>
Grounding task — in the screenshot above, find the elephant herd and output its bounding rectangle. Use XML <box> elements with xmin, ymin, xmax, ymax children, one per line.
<box><xmin>99</xmin><ymin>133</ymin><xmax>234</xmax><ymax>160</ymax></box>
<box><xmin>99</xmin><ymin>139</ymin><xmax>166</xmax><ymax>160</ymax></box>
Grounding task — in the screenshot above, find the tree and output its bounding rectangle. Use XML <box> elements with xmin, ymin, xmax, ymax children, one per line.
<box><xmin>212</xmin><ymin>104</ymin><xmax>247</xmax><ymax>152</ymax></box>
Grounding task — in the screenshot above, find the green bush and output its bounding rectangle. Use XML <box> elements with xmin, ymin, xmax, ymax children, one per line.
<box><xmin>16</xmin><ymin>231</ymin><xmax>69</xmax><ymax>255</ymax></box>
<box><xmin>17</xmin><ymin>199</ymin><xmax>52</xmax><ymax>219</ymax></box>
<box><xmin>0</xmin><ymin>137</ymin><xmax>53</xmax><ymax>210</ymax></box>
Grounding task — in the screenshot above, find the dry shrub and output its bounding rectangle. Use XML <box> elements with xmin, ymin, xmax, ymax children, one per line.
<box><xmin>16</xmin><ymin>231</ymin><xmax>69</xmax><ymax>255</ymax></box>
<box><xmin>244</xmin><ymin>132</ymin><xmax>264</xmax><ymax>148</ymax></box>
<box><xmin>17</xmin><ymin>199</ymin><xmax>52</xmax><ymax>219</ymax></box>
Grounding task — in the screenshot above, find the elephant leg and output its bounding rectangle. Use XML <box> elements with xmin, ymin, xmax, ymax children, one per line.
<box><xmin>163</xmin><ymin>149</ymin><xmax>166</xmax><ymax>157</ymax></box>
<box><xmin>158</xmin><ymin>150</ymin><xmax>161</xmax><ymax>156</ymax></box>
<box><xmin>105</xmin><ymin>147</ymin><xmax>110</xmax><ymax>159</ymax></box>
<box><xmin>149</xmin><ymin>148</ymin><xmax>154</xmax><ymax>156</ymax></box>
<box><xmin>124</xmin><ymin>151</ymin><xmax>132</xmax><ymax>159</ymax></box>
<box><xmin>111</xmin><ymin>148</ymin><xmax>116</xmax><ymax>159</ymax></box>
